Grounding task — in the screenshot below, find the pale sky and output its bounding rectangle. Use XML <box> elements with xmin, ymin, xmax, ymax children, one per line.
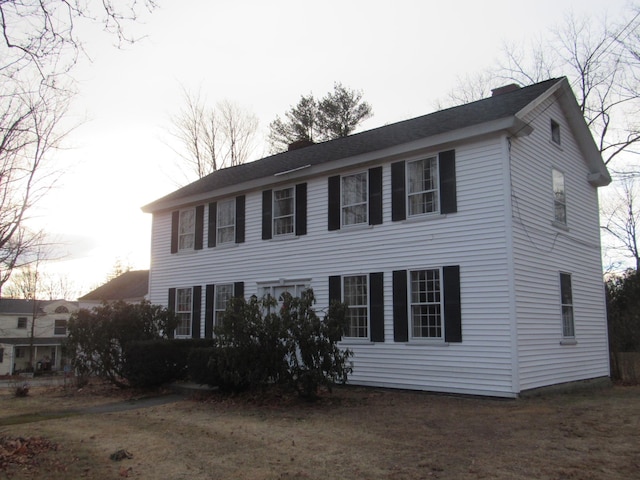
<box><xmin>30</xmin><ymin>0</ymin><xmax>633</xmax><ymax>296</ymax></box>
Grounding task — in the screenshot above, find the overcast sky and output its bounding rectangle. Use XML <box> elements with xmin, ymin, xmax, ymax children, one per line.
<box><xmin>31</xmin><ymin>0</ymin><xmax>633</xmax><ymax>296</ymax></box>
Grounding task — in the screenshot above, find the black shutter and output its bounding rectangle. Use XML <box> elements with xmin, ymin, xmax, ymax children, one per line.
<box><xmin>194</xmin><ymin>205</ymin><xmax>204</xmax><ymax>250</ymax></box>
<box><xmin>192</xmin><ymin>286</ymin><xmax>202</xmax><ymax>339</ymax></box>
<box><xmin>208</xmin><ymin>202</ymin><xmax>217</xmax><ymax>248</ymax></box>
<box><xmin>262</xmin><ymin>190</ymin><xmax>272</xmax><ymax>240</ymax></box>
<box><xmin>443</xmin><ymin>265</ymin><xmax>462</xmax><ymax>343</ymax></box>
<box><xmin>236</xmin><ymin>195</ymin><xmax>246</xmax><ymax>243</ymax></box>
<box><xmin>328</xmin><ymin>175</ymin><xmax>341</xmax><ymax>231</ymax></box>
<box><xmin>328</xmin><ymin>275</ymin><xmax>341</xmax><ymax>304</ymax></box>
<box><xmin>170</xmin><ymin>211</ymin><xmax>179</xmax><ymax>253</ymax></box>
<box><xmin>295</xmin><ymin>183</ymin><xmax>307</xmax><ymax>236</ymax></box>
<box><xmin>168</xmin><ymin>288</ymin><xmax>176</xmax><ymax>338</ymax></box>
<box><xmin>439</xmin><ymin>150</ymin><xmax>457</xmax><ymax>214</ymax></box>
<box><xmin>391</xmin><ymin>161</ymin><xmax>406</xmax><ymax>221</ymax></box>
<box><xmin>205</xmin><ymin>284</ymin><xmax>214</xmax><ymax>339</ymax></box>
<box><xmin>370</xmin><ymin>272</ymin><xmax>384</xmax><ymax>342</ymax></box>
<box><xmin>392</xmin><ymin>270</ymin><xmax>408</xmax><ymax>342</ymax></box>
<box><xmin>234</xmin><ymin>281</ymin><xmax>245</xmax><ymax>300</ymax></box>
<box><xmin>369</xmin><ymin>167</ymin><xmax>383</xmax><ymax>225</ymax></box>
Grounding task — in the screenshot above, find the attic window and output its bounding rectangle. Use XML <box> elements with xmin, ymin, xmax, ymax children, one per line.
<box><xmin>551</xmin><ymin>120</ymin><xmax>561</xmax><ymax>145</ymax></box>
<box><xmin>55</xmin><ymin>306</ymin><xmax>69</xmax><ymax>314</ymax></box>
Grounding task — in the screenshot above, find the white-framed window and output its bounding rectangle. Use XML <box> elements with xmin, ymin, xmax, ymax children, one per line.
<box><xmin>551</xmin><ymin>119</ymin><xmax>561</xmax><ymax>145</ymax></box>
<box><xmin>175</xmin><ymin>287</ymin><xmax>193</xmax><ymax>337</ymax></box>
<box><xmin>552</xmin><ymin>169</ymin><xmax>566</xmax><ymax>225</ymax></box>
<box><xmin>54</xmin><ymin>319</ymin><xmax>67</xmax><ymax>335</ymax></box>
<box><xmin>214</xmin><ymin>283</ymin><xmax>234</xmax><ymax>327</ymax></box>
<box><xmin>343</xmin><ymin>275</ymin><xmax>369</xmax><ymax>338</ymax></box>
<box><xmin>216</xmin><ymin>199</ymin><xmax>236</xmax><ymax>245</ymax></box>
<box><xmin>259</xmin><ymin>281</ymin><xmax>310</xmax><ymax>303</ymax></box>
<box><xmin>342</xmin><ymin>172</ymin><xmax>368</xmax><ymax>226</ymax></box>
<box><xmin>178</xmin><ymin>208</ymin><xmax>196</xmax><ymax>250</ymax></box>
<box><xmin>273</xmin><ymin>187</ymin><xmax>295</xmax><ymax>236</ymax></box>
<box><xmin>560</xmin><ymin>272</ymin><xmax>575</xmax><ymax>338</ymax></box>
<box><xmin>410</xmin><ymin>268</ymin><xmax>443</xmax><ymax>339</ymax></box>
<box><xmin>407</xmin><ymin>156</ymin><xmax>439</xmax><ymax>216</ymax></box>
<box><xmin>17</xmin><ymin>317</ymin><xmax>27</xmax><ymax>329</ymax></box>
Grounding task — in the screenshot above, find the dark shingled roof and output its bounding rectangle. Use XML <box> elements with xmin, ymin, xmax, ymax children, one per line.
<box><xmin>78</xmin><ymin>270</ymin><xmax>149</xmax><ymax>301</ymax></box>
<box><xmin>0</xmin><ymin>299</ymin><xmax>77</xmax><ymax>314</ymax></box>
<box><xmin>143</xmin><ymin>78</ymin><xmax>562</xmax><ymax>212</ymax></box>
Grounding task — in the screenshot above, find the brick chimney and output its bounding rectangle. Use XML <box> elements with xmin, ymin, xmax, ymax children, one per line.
<box><xmin>491</xmin><ymin>84</ymin><xmax>520</xmax><ymax>97</ymax></box>
<box><xmin>288</xmin><ymin>139</ymin><xmax>315</xmax><ymax>151</ymax></box>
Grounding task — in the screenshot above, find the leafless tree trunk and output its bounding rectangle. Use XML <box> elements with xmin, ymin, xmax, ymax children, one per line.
<box><xmin>169</xmin><ymin>89</ymin><xmax>258</xmax><ymax>180</ymax></box>
<box><xmin>602</xmin><ymin>177</ymin><xmax>640</xmax><ymax>272</ymax></box>
<box><xmin>0</xmin><ymin>1</ymin><xmax>156</xmax><ymax>291</ymax></box>
<box><xmin>217</xmin><ymin>100</ymin><xmax>259</xmax><ymax>168</ymax></box>
<box><xmin>439</xmin><ymin>10</ymin><xmax>640</xmax><ymax>168</ymax></box>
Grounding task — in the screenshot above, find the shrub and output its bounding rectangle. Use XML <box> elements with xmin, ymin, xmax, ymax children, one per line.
<box><xmin>186</xmin><ymin>347</ymin><xmax>219</xmax><ymax>385</ymax></box>
<box><xmin>207</xmin><ymin>289</ymin><xmax>353</xmax><ymax>398</ymax></box>
<box><xmin>65</xmin><ymin>301</ymin><xmax>177</xmax><ymax>387</ymax></box>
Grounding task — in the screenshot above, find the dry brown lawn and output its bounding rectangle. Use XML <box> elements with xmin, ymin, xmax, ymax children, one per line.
<box><xmin>0</xmin><ymin>380</ymin><xmax>639</xmax><ymax>479</ymax></box>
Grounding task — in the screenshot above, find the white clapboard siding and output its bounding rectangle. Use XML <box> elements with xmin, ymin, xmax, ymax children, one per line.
<box><xmin>149</xmin><ymin>136</ymin><xmax>522</xmax><ymax>397</ymax></box>
<box><xmin>510</xmin><ymin>98</ymin><xmax>609</xmax><ymax>391</ymax></box>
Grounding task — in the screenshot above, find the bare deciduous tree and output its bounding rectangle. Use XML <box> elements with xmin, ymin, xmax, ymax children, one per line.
<box><xmin>0</xmin><ymin>1</ymin><xmax>156</xmax><ymax>292</ymax></box>
<box><xmin>602</xmin><ymin>177</ymin><xmax>640</xmax><ymax>272</ymax></box>
<box><xmin>169</xmin><ymin>88</ymin><xmax>259</xmax><ymax>180</ymax></box>
<box><xmin>440</xmin><ymin>10</ymin><xmax>640</xmax><ymax>168</ymax></box>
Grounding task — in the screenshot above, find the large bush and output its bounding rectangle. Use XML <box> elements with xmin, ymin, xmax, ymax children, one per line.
<box><xmin>606</xmin><ymin>270</ymin><xmax>640</xmax><ymax>353</ymax></box>
<box><xmin>206</xmin><ymin>289</ymin><xmax>353</xmax><ymax>398</ymax></box>
<box><xmin>66</xmin><ymin>301</ymin><xmax>176</xmax><ymax>387</ymax></box>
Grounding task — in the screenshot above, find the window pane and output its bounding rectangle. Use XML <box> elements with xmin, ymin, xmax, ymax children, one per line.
<box><xmin>214</xmin><ymin>284</ymin><xmax>234</xmax><ymax>326</ymax></box>
<box><xmin>179</xmin><ymin>209</ymin><xmax>195</xmax><ymax>250</ymax></box>
<box><xmin>217</xmin><ymin>200</ymin><xmax>236</xmax><ymax>244</ymax></box>
<box><xmin>410</xmin><ymin>269</ymin><xmax>442</xmax><ymax>339</ymax></box>
<box><xmin>553</xmin><ymin>170</ymin><xmax>566</xmax><ymax>224</ymax></box>
<box><xmin>273</xmin><ymin>188</ymin><xmax>295</xmax><ymax>235</ymax></box>
<box><xmin>560</xmin><ymin>273</ymin><xmax>574</xmax><ymax>338</ymax></box>
<box><xmin>408</xmin><ymin>157</ymin><xmax>439</xmax><ymax>215</ymax></box>
<box><xmin>344</xmin><ymin>275</ymin><xmax>368</xmax><ymax>338</ymax></box>
<box><xmin>342</xmin><ymin>173</ymin><xmax>368</xmax><ymax>226</ymax></box>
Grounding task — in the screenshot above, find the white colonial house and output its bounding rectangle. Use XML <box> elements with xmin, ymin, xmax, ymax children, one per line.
<box><xmin>0</xmin><ymin>299</ymin><xmax>78</xmax><ymax>375</ymax></box>
<box><xmin>142</xmin><ymin>78</ymin><xmax>611</xmax><ymax>398</ymax></box>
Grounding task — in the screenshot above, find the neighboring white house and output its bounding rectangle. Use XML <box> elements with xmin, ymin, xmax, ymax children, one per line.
<box><xmin>0</xmin><ymin>299</ymin><xmax>78</xmax><ymax>375</ymax></box>
<box><xmin>78</xmin><ymin>270</ymin><xmax>149</xmax><ymax>310</ymax></box>
<box><xmin>142</xmin><ymin>77</ymin><xmax>611</xmax><ymax>398</ymax></box>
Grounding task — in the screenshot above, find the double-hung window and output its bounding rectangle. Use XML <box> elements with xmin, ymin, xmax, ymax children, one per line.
<box><xmin>343</xmin><ymin>275</ymin><xmax>369</xmax><ymax>338</ymax></box>
<box><xmin>175</xmin><ymin>288</ymin><xmax>193</xmax><ymax>337</ymax></box>
<box><xmin>17</xmin><ymin>317</ymin><xmax>27</xmax><ymax>329</ymax></box>
<box><xmin>216</xmin><ymin>200</ymin><xmax>236</xmax><ymax>245</ymax></box>
<box><xmin>273</xmin><ymin>187</ymin><xmax>295</xmax><ymax>236</ymax></box>
<box><xmin>410</xmin><ymin>269</ymin><xmax>443</xmax><ymax>339</ymax></box>
<box><xmin>214</xmin><ymin>283</ymin><xmax>234</xmax><ymax>327</ymax></box>
<box><xmin>560</xmin><ymin>273</ymin><xmax>575</xmax><ymax>338</ymax></box>
<box><xmin>178</xmin><ymin>208</ymin><xmax>195</xmax><ymax>250</ymax></box>
<box><xmin>342</xmin><ymin>172</ymin><xmax>368</xmax><ymax>226</ymax></box>
<box><xmin>552</xmin><ymin>169</ymin><xmax>567</xmax><ymax>225</ymax></box>
<box><xmin>54</xmin><ymin>320</ymin><xmax>67</xmax><ymax>335</ymax></box>
<box><xmin>408</xmin><ymin>156</ymin><xmax>439</xmax><ymax>216</ymax></box>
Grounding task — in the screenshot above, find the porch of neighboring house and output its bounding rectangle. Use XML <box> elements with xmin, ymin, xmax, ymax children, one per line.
<box><xmin>3</xmin><ymin>340</ymin><xmax>67</xmax><ymax>375</ymax></box>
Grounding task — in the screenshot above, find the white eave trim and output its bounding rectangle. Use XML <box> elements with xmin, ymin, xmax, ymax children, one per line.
<box><xmin>142</xmin><ymin>115</ymin><xmax>532</xmax><ymax>214</ymax></box>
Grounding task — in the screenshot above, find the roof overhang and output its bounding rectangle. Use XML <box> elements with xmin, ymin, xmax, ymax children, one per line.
<box><xmin>142</xmin><ymin>115</ymin><xmax>533</xmax><ymax>214</ymax></box>
<box><xmin>517</xmin><ymin>78</ymin><xmax>611</xmax><ymax>187</ymax></box>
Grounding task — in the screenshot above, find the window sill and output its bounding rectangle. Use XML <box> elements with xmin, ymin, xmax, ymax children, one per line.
<box><xmin>551</xmin><ymin>220</ymin><xmax>569</xmax><ymax>231</ymax></box>
<box><xmin>339</xmin><ymin>339</ymin><xmax>374</xmax><ymax>346</ymax></box>
<box><xmin>337</xmin><ymin>223</ymin><xmax>373</xmax><ymax>233</ymax></box>
<box><xmin>403</xmin><ymin>213</ymin><xmax>447</xmax><ymax>224</ymax></box>
<box><xmin>560</xmin><ymin>339</ymin><xmax>577</xmax><ymax>346</ymax></box>
<box><xmin>212</xmin><ymin>242</ymin><xmax>239</xmax><ymax>250</ymax></box>
<box><xmin>406</xmin><ymin>340</ymin><xmax>449</xmax><ymax>347</ymax></box>
<box><xmin>269</xmin><ymin>234</ymin><xmax>300</xmax><ymax>242</ymax></box>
